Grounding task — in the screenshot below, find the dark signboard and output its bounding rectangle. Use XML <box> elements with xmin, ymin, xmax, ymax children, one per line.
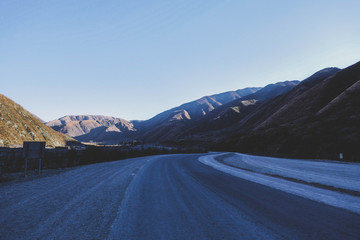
<box><xmin>23</xmin><ymin>141</ymin><xmax>45</xmax><ymax>158</ymax></box>
<box><xmin>23</xmin><ymin>141</ymin><xmax>46</xmax><ymax>177</ymax></box>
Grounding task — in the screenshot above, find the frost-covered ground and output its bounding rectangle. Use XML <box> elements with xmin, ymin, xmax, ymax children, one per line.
<box><xmin>199</xmin><ymin>153</ymin><xmax>360</xmax><ymax>214</ymax></box>
<box><xmin>219</xmin><ymin>153</ymin><xmax>360</xmax><ymax>192</ymax></box>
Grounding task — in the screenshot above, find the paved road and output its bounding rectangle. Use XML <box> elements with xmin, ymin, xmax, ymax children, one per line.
<box><xmin>1</xmin><ymin>154</ymin><xmax>359</xmax><ymax>240</ymax></box>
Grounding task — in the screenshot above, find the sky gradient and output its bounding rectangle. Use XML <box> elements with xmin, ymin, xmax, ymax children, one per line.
<box><xmin>1</xmin><ymin>0</ymin><xmax>360</xmax><ymax>121</ymax></box>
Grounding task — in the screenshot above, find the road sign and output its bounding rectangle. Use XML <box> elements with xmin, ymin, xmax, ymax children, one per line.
<box><xmin>23</xmin><ymin>141</ymin><xmax>45</xmax><ymax>177</ymax></box>
<box><xmin>23</xmin><ymin>141</ymin><xmax>45</xmax><ymax>158</ymax></box>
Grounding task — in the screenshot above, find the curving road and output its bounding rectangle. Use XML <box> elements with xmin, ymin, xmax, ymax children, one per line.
<box><xmin>1</xmin><ymin>154</ymin><xmax>359</xmax><ymax>240</ymax></box>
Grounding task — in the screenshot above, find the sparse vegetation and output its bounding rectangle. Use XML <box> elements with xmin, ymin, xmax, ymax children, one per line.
<box><xmin>0</xmin><ymin>94</ymin><xmax>73</xmax><ymax>147</ymax></box>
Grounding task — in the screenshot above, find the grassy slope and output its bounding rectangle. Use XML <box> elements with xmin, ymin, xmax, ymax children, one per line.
<box><xmin>0</xmin><ymin>94</ymin><xmax>74</xmax><ymax>147</ymax></box>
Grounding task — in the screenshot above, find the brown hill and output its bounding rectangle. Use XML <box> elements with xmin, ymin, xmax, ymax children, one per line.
<box><xmin>0</xmin><ymin>94</ymin><xmax>73</xmax><ymax>147</ymax></box>
<box><xmin>46</xmin><ymin>115</ymin><xmax>136</xmax><ymax>144</ymax></box>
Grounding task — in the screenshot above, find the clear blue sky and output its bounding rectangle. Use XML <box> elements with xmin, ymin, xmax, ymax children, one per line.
<box><xmin>1</xmin><ymin>0</ymin><xmax>359</xmax><ymax>121</ymax></box>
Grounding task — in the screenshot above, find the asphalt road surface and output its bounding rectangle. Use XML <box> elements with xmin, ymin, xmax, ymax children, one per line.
<box><xmin>1</xmin><ymin>154</ymin><xmax>359</xmax><ymax>240</ymax></box>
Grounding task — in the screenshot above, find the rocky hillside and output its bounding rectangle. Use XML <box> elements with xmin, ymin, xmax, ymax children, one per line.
<box><xmin>0</xmin><ymin>94</ymin><xmax>73</xmax><ymax>147</ymax></box>
<box><xmin>46</xmin><ymin>115</ymin><xmax>136</xmax><ymax>144</ymax></box>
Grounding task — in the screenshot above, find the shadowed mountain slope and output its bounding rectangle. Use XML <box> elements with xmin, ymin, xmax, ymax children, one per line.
<box><xmin>139</xmin><ymin>87</ymin><xmax>261</xmax><ymax>129</ymax></box>
<box><xmin>199</xmin><ymin>80</ymin><xmax>302</xmax><ymax>129</ymax></box>
<box><xmin>220</xmin><ymin>67</ymin><xmax>342</xmax><ymax>133</ymax></box>
<box><xmin>242</xmin><ymin>80</ymin><xmax>300</xmax><ymax>101</ymax></box>
<box><xmin>137</xmin><ymin>87</ymin><xmax>262</xmax><ymax>141</ymax></box>
<box><xmin>140</xmin><ymin>80</ymin><xmax>301</xmax><ymax>143</ymax></box>
<box><xmin>216</xmin><ymin>63</ymin><xmax>360</xmax><ymax>160</ymax></box>
<box><xmin>0</xmin><ymin>94</ymin><xmax>73</xmax><ymax>147</ymax></box>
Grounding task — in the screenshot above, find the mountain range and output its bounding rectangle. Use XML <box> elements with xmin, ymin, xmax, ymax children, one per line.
<box><xmin>2</xmin><ymin>61</ymin><xmax>359</xmax><ymax>160</ymax></box>
<box><xmin>45</xmin><ymin>81</ymin><xmax>301</xmax><ymax>145</ymax></box>
<box><xmin>45</xmin><ymin>88</ymin><xmax>262</xmax><ymax>144</ymax></box>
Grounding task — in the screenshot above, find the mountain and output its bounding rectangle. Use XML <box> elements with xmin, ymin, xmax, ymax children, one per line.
<box><xmin>0</xmin><ymin>94</ymin><xmax>73</xmax><ymax>147</ymax></box>
<box><xmin>46</xmin><ymin>115</ymin><xmax>136</xmax><ymax>144</ymax></box>
<box><xmin>139</xmin><ymin>87</ymin><xmax>261</xmax><ymax>128</ymax></box>
<box><xmin>241</xmin><ymin>80</ymin><xmax>300</xmax><ymax>101</ymax></box>
<box><xmin>133</xmin><ymin>66</ymin><xmax>345</xmax><ymax>153</ymax></box>
<box><xmin>136</xmin><ymin>87</ymin><xmax>261</xmax><ymax>140</ymax></box>
<box><xmin>140</xmin><ymin>80</ymin><xmax>301</xmax><ymax>144</ymax></box>
<box><xmin>200</xmin><ymin>80</ymin><xmax>301</xmax><ymax>128</ymax></box>
<box><xmin>238</xmin><ymin>67</ymin><xmax>342</xmax><ymax>132</ymax></box>
<box><xmin>215</xmin><ymin>63</ymin><xmax>360</xmax><ymax>160</ymax></box>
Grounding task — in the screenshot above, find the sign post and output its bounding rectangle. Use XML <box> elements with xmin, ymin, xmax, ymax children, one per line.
<box><xmin>24</xmin><ymin>156</ymin><xmax>28</xmax><ymax>178</ymax></box>
<box><xmin>23</xmin><ymin>141</ymin><xmax>45</xmax><ymax>177</ymax></box>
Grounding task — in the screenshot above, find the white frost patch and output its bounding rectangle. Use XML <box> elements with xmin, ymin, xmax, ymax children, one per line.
<box><xmin>199</xmin><ymin>154</ymin><xmax>360</xmax><ymax>214</ymax></box>
<box><xmin>223</xmin><ymin>153</ymin><xmax>360</xmax><ymax>192</ymax></box>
